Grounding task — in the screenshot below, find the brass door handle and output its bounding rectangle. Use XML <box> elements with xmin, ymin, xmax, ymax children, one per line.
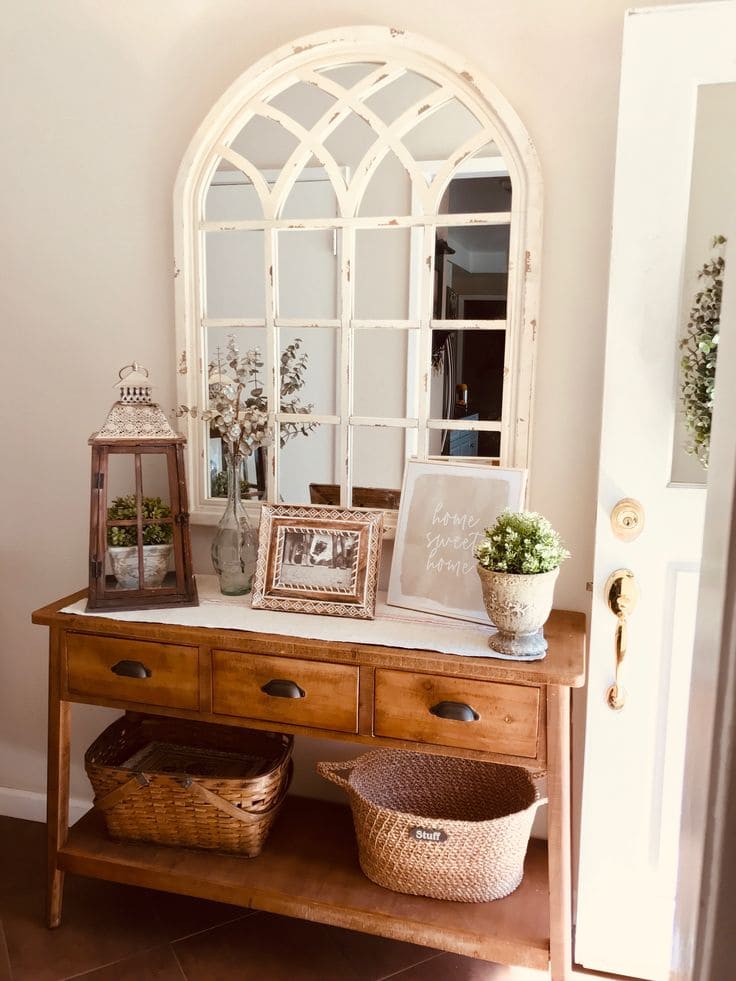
<box><xmin>604</xmin><ymin>569</ymin><xmax>639</xmax><ymax>710</ymax></box>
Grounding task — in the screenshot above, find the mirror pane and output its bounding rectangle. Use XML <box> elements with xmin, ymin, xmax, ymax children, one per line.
<box><xmin>279</xmin><ymin>328</ymin><xmax>337</xmax><ymax>416</ymax></box>
<box><xmin>671</xmin><ymin>82</ymin><xmax>736</xmax><ymax>485</ymax></box>
<box><xmin>356</xmin><ymin>151</ymin><xmax>412</xmax><ymax>217</ymax></box>
<box><xmin>280</xmin><ymin>170</ymin><xmax>339</xmax><ymax>220</ymax></box>
<box><xmin>205</xmin><ymin>230</ymin><xmax>265</xmax><ymax>319</ymax></box>
<box><xmin>267</xmin><ymin>81</ymin><xmax>338</xmax><ymax>130</ymax></box>
<box><xmin>364</xmin><ymin>70</ymin><xmax>440</xmax><ymax>125</ymax></box>
<box><xmin>206</xmin><ymin>326</ymin><xmax>266</xmax><ymax>374</ymax></box>
<box><xmin>324</xmin><ymin>111</ymin><xmax>377</xmax><ymax>172</ymax></box>
<box><xmin>280</xmin><ymin>423</ymin><xmax>338</xmax><ymax>504</ymax></box>
<box><xmin>230</xmin><ymin>113</ymin><xmax>300</xmax><ymax>173</ymax></box>
<box><xmin>430</xmin><ymin>327</ymin><xmax>504</xmax><ymax>415</ymax></box>
<box><xmin>208</xmin><ymin>444</ymin><xmax>265</xmax><ymax>501</ymax></box>
<box><xmin>205</xmin><ymin>172</ymin><xmax>261</xmax><ymax>222</ymax></box>
<box><xmin>402</xmin><ymin>98</ymin><xmax>482</xmax><ymax>160</ymax></box>
<box><xmin>317</xmin><ymin>62</ymin><xmax>384</xmax><ymax>88</ymax></box>
<box><xmin>277</xmin><ymin>229</ymin><xmax>339</xmax><ymax>319</ymax></box>
<box><xmin>440</xmin><ymin>172</ymin><xmax>512</xmax><ymax>215</ymax></box>
<box><xmin>351</xmin><ymin>425</ymin><xmax>407</xmax><ymax>496</ymax></box>
<box><xmin>353</xmin><ymin>330</ymin><xmax>409</xmax><ymax>417</ymax></box>
<box><xmin>433</xmin><ymin>225</ymin><xmax>509</xmax><ymax>320</ymax></box>
<box><xmin>354</xmin><ymin>228</ymin><xmax>411</xmax><ymax>319</ymax></box>
<box><xmin>430</xmin><ymin>329</ymin><xmax>504</xmax><ymax>458</ymax></box>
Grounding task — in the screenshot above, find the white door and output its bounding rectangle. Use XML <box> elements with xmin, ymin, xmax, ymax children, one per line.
<box><xmin>576</xmin><ymin>4</ymin><xmax>736</xmax><ymax>979</ymax></box>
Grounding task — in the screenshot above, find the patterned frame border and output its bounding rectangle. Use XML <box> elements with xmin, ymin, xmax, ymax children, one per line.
<box><xmin>251</xmin><ymin>504</ymin><xmax>383</xmax><ymax>619</ymax></box>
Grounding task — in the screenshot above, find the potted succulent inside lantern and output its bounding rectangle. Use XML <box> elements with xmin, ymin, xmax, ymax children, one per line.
<box><xmin>475</xmin><ymin>510</ymin><xmax>570</xmax><ymax>659</ymax></box>
<box><xmin>107</xmin><ymin>495</ymin><xmax>174</xmax><ymax>589</ymax></box>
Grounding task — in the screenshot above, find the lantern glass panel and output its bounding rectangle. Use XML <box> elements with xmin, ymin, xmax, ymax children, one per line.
<box><xmin>103</xmin><ymin>450</ymin><xmax>176</xmax><ymax>593</ymax></box>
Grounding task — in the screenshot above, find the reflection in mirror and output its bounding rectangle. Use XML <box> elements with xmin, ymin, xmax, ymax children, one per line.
<box><xmin>206</xmin><ymin>327</ymin><xmax>266</xmax><ymax>499</ymax></box>
<box><xmin>324</xmin><ymin>112</ymin><xmax>377</xmax><ymax>173</ymax></box>
<box><xmin>317</xmin><ymin>62</ymin><xmax>383</xmax><ymax>88</ymax></box>
<box><xmin>364</xmin><ymin>70</ymin><xmax>440</xmax><ymax>125</ymax></box>
<box><xmin>442</xmin><ymin>172</ymin><xmax>512</xmax><ymax>215</ymax></box>
<box><xmin>277</xmin><ymin>229</ymin><xmax>339</xmax><ymax>320</ymax></box>
<box><xmin>354</xmin><ymin>228</ymin><xmax>411</xmax><ymax>319</ymax></box>
<box><xmin>353</xmin><ymin>330</ymin><xmax>409</xmax><ymax>417</ymax></box>
<box><xmin>352</xmin><ymin>426</ymin><xmax>407</xmax><ymax>502</ymax></box>
<box><xmin>434</xmin><ymin>223</ymin><xmax>510</xmax><ymax>316</ymax></box>
<box><xmin>205</xmin><ymin>230</ymin><xmax>265</xmax><ymax>319</ymax></box>
<box><xmin>357</xmin><ymin>151</ymin><xmax>412</xmax><ymax>218</ymax></box>
<box><xmin>280</xmin><ymin>423</ymin><xmax>337</xmax><ymax>504</ymax></box>
<box><xmin>671</xmin><ymin>81</ymin><xmax>736</xmax><ymax>485</ymax></box>
<box><xmin>268</xmin><ymin>81</ymin><xmax>338</xmax><ymax>130</ymax></box>
<box><xmin>205</xmin><ymin>173</ymin><xmax>260</xmax><ymax>222</ymax></box>
<box><xmin>429</xmin><ymin>329</ymin><xmax>504</xmax><ymax>457</ymax></box>
<box><xmin>402</xmin><ymin>98</ymin><xmax>482</xmax><ymax>160</ymax></box>
<box><xmin>281</xmin><ymin>170</ymin><xmax>339</xmax><ymax>220</ymax></box>
<box><xmin>230</xmin><ymin>114</ymin><xmax>300</xmax><ymax>177</ymax></box>
<box><xmin>279</xmin><ymin>328</ymin><xmax>337</xmax><ymax>416</ymax></box>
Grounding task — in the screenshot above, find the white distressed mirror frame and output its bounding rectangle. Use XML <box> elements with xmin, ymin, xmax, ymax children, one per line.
<box><xmin>173</xmin><ymin>26</ymin><xmax>542</xmax><ymax>527</ymax></box>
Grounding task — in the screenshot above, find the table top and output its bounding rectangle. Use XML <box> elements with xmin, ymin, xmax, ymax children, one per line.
<box><xmin>33</xmin><ymin>577</ymin><xmax>586</xmax><ymax>688</ymax></box>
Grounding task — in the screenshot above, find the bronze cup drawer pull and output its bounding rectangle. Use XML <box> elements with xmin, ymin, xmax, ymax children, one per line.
<box><xmin>429</xmin><ymin>700</ymin><xmax>480</xmax><ymax>722</ymax></box>
<box><xmin>110</xmin><ymin>659</ymin><xmax>152</xmax><ymax>680</ymax></box>
<box><xmin>261</xmin><ymin>678</ymin><xmax>306</xmax><ymax>699</ymax></box>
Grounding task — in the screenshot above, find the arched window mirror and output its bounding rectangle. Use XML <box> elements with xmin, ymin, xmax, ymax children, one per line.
<box><xmin>174</xmin><ymin>27</ymin><xmax>542</xmax><ymax>527</ymax></box>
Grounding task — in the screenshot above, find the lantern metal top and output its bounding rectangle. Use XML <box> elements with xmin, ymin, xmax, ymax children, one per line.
<box><xmin>91</xmin><ymin>362</ymin><xmax>181</xmax><ymax>442</ymax></box>
<box><xmin>116</xmin><ymin>363</ymin><xmax>153</xmax><ymax>404</ymax></box>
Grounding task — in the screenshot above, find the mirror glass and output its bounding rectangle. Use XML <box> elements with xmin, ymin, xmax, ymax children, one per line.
<box><xmin>194</xmin><ymin>55</ymin><xmax>527</xmax><ymax>511</ymax></box>
<box><xmin>670</xmin><ymin>82</ymin><xmax>736</xmax><ymax>485</ymax></box>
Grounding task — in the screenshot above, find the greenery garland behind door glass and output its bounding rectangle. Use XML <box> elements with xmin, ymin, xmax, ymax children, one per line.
<box><xmin>679</xmin><ymin>235</ymin><xmax>726</xmax><ymax>469</ymax></box>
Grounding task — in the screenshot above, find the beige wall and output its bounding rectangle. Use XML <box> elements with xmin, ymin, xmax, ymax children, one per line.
<box><xmin>0</xmin><ymin>0</ymin><xmax>684</xmax><ymax>814</ymax></box>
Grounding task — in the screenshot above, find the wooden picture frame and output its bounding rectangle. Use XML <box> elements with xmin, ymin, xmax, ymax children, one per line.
<box><xmin>252</xmin><ymin>504</ymin><xmax>383</xmax><ymax>619</ymax></box>
<box><xmin>387</xmin><ymin>460</ymin><xmax>527</xmax><ymax>623</ymax></box>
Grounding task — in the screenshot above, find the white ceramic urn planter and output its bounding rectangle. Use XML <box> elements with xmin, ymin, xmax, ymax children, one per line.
<box><xmin>108</xmin><ymin>544</ymin><xmax>173</xmax><ymax>590</ymax></box>
<box><xmin>477</xmin><ymin>566</ymin><xmax>559</xmax><ymax>660</ymax></box>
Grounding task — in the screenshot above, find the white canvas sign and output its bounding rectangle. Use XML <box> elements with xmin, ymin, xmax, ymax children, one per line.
<box><xmin>387</xmin><ymin>461</ymin><xmax>527</xmax><ymax>623</ymax></box>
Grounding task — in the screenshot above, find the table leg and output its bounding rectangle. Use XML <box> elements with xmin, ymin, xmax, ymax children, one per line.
<box><xmin>46</xmin><ymin>628</ymin><xmax>70</xmax><ymax>928</ymax></box>
<box><xmin>547</xmin><ymin>685</ymin><xmax>572</xmax><ymax>980</ymax></box>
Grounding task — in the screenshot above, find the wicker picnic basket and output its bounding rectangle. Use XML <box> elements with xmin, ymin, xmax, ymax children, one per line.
<box><xmin>318</xmin><ymin>749</ymin><xmax>544</xmax><ymax>902</ymax></box>
<box><xmin>85</xmin><ymin>715</ymin><xmax>293</xmax><ymax>857</ymax></box>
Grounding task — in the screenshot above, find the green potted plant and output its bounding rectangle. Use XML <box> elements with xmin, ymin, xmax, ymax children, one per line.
<box><xmin>107</xmin><ymin>495</ymin><xmax>174</xmax><ymax>589</ymax></box>
<box><xmin>475</xmin><ymin>510</ymin><xmax>570</xmax><ymax>659</ymax></box>
<box><xmin>679</xmin><ymin>234</ymin><xmax>726</xmax><ymax>469</ymax></box>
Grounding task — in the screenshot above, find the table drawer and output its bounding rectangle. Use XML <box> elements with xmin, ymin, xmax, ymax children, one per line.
<box><xmin>374</xmin><ymin>668</ymin><xmax>540</xmax><ymax>758</ymax></box>
<box><xmin>66</xmin><ymin>633</ymin><xmax>199</xmax><ymax>711</ymax></box>
<box><xmin>213</xmin><ymin>650</ymin><xmax>359</xmax><ymax>733</ymax></box>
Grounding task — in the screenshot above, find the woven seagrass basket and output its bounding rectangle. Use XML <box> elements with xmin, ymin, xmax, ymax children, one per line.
<box><xmin>318</xmin><ymin>749</ymin><xmax>544</xmax><ymax>902</ymax></box>
<box><xmin>85</xmin><ymin>715</ymin><xmax>292</xmax><ymax>857</ymax></box>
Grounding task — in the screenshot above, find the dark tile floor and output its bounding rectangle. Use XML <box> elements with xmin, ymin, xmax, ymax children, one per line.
<box><xmin>0</xmin><ymin>817</ymin><xmax>545</xmax><ymax>981</ymax></box>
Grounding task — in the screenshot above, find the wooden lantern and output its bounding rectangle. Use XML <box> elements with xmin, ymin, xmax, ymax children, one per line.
<box><xmin>87</xmin><ymin>364</ymin><xmax>198</xmax><ymax>611</ymax></box>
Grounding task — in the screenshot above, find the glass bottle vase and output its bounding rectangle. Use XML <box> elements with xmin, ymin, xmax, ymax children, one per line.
<box><xmin>211</xmin><ymin>456</ymin><xmax>258</xmax><ymax>595</ymax></box>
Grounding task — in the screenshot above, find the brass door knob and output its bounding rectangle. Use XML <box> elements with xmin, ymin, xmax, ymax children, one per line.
<box><xmin>605</xmin><ymin>569</ymin><xmax>639</xmax><ymax>710</ymax></box>
<box><xmin>611</xmin><ymin>498</ymin><xmax>645</xmax><ymax>541</ymax></box>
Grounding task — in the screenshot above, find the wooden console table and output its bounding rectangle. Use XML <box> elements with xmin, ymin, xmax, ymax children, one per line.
<box><xmin>33</xmin><ymin>590</ymin><xmax>585</xmax><ymax>980</ymax></box>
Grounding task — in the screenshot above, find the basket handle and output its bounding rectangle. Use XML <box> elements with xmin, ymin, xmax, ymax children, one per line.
<box><xmin>316</xmin><ymin>759</ymin><xmax>356</xmax><ymax>789</ymax></box>
<box><xmin>182</xmin><ymin>760</ymin><xmax>294</xmax><ymax>824</ymax></box>
<box><xmin>93</xmin><ymin>762</ymin><xmax>293</xmax><ymax>822</ymax></box>
<box><xmin>93</xmin><ymin>772</ymin><xmax>150</xmax><ymax>812</ymax></box>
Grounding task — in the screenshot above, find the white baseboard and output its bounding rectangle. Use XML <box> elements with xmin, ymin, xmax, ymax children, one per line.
<box><xmin>0</xmin><ymin>786</ymin><xmax>91</xmax><ymax>823</ymax></box>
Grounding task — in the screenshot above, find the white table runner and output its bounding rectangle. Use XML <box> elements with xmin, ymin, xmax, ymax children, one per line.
<box><xmin>62</xmin><ymin>575</ymin><xmax>501</xmax><ymax>659</ymax></box>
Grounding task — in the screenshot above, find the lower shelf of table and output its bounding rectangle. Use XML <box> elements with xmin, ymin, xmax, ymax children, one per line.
<box><xmin>58</xmin><ymin>795</ymin><xmax>550</xmax><ymax>970</ymax></box>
